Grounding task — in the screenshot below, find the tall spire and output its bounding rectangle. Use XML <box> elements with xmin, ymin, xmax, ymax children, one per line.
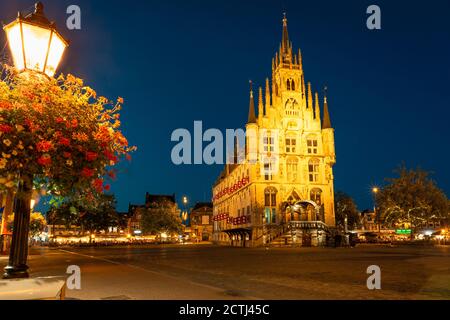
<box><xmin>298</xmin><ymin>48</ymin><xmax>303</xmax><ymax>69</ymax></box>
<box><xmin>281</xmin><ymin>13</ymin><xmax>290</xmax><ymax>59</ymax></box>
<box><xmin>265</xmin><ymin>77</ymin><xmax>271</xmax><ymax>109</ymax></box>
<box><xmin>307</xmin><ymin>82</ymin><xmax>313</xmax><ymax>109</ymax></box>
<box><xmin>322</xmin><ymin>87</ymin><xmax>332</xmax><ymax>129</ymax></box>
<box><xmin>247</xmin><ymin>81</ymin><xmax>256</xmax><ymax>124</ymax></box>
<box><xmin>301</xmin><ymin>74</ymin><xmax>305</xmax><ymax>96</ymax></box>
<box><xmin>314</xmin><ymin>92</ymin><xmax>320</xmax><ymax>120</ymax></box>
<box><xmin>258</xmin><ymin>86</ymin><xmax>264</xmax><ymax>119</ymax></box>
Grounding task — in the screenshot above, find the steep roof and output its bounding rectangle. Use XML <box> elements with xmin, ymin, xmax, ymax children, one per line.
<box><xmin>192</xmin><ymin>202</ymin><xmax>213</xmax><ymax>211</ymax></box>
<box><xmin>145</xmin><ymin>193</ymin><xmax>176</xmax><ymax>205</ymax></box>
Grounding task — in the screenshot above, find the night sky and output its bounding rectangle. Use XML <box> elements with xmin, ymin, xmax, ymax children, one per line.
<box><xmin>1</xmin><ymin>0</ymin><xmax>449</xmax><ymax>212</ymax></box>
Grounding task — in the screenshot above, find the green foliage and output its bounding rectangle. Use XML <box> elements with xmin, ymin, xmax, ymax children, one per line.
<box><xmin>376</xmin><ymin>165</ymin><xmax>449</xmax><ymax>228</ymax></box>
<box><xmin>7</xmin><ymin>211</ymin><xmax>47</xmax><ymax>236</ymax></box>
<box><xmin>140</xmin><ymin>202</ymin><xmax>183</xmax><ymax>236</ymax></box>
<box><xmin>48</xmin><ymin>194</ymin><xmax>118</xmax><ymax>233</ymax></box>
<box><xmin>29</xmin><ymin>212</ymin><xmax>47</xmax><ymax>237</ymax></box>
<box><xmin>334</xmin><ymin>191</ymin><xmax>360</xmax><ymax>230</ymax></box>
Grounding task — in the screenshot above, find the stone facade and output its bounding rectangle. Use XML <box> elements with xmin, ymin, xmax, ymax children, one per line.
<box><xmin>190</xmin><ymin>202</ymin><xmax>213</xmax><ymax>241</ymax></box>
<box><xmin>212</xmin><ymin>15</ymin><xmax>336</xmax><ymax>247</ymax></box>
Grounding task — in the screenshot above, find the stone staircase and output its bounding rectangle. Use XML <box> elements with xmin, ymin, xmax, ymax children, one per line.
<box><xmin>268</xmin><ymin>232</ymin><xmax>293</xmax><ymax>247</ymax></box>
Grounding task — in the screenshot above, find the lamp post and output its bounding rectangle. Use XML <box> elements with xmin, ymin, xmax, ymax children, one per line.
<box><xmin>372</xmin><ymin>187</ymin><xmax>380</xmax><ymax>240</ymax></box>
<box><xmin>2</xmin><ymin>2</ymin><xmax>68</xmax><ymax>279</ymax></box>
<box><xmin>182</xmin><ymin>196</ymin><xmax>188</xmax><ymax>226</ymax></box>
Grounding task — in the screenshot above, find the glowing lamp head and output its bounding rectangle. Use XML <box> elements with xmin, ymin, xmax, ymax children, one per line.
<box><xmin>3</xmin><ymin>2</ymin><xmax>68</xmax><ymax>77</ymax></box>
<box><xmin>372</xmin><ymin>187</ymin><xmax>379</xmax><ymax>194</ymax></box>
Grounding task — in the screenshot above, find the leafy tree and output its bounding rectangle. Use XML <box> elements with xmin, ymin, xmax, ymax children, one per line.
<box><xmin>80</xmin><ymin>194</ymin><xmax>118</xmax><ymax>234</ymax></box>
<box><xmin>7</xmin><ymin>211</ymin><xmax>47</xmax><ymax>237</ymax></box>
<box><xmin>48</xmin><ymin>194</ymin><xmax>118</xmax><ymax>235</ymax></box>
<box><xmin>334</xmin><ymin>191</ymin><xmax>360</xmax><ymax>230</ymax></box>
<box><xmin>376</xmin><ymin>165</ymin><xmax>449</xmax><ymax>231</ymax></box>
<box><xmin>29</xmin><ymin>212</ymin><xmax>47</xmax><ymax>237</ymax></box>
<box><xmin>140</xmin><ymin>202</ymin><xmax>183</xmax><ymax>237</ymax></box>
<box><xmin>47</xmin><ymin>202</ymin><xmax>79</xmax><ymax>230</ymax></box>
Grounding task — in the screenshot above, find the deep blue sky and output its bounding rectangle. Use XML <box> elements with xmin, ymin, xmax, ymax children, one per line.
<box><xmin>1</xmin><ymin>0</ymin><xmax>449</xmax><ymax>212</ymax></box>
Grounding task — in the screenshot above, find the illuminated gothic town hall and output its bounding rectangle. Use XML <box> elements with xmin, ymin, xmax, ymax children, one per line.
<box><xmin>212</xmin><ymin>15</ymin><xmax>336</xmax><ymax>247</ymax></box>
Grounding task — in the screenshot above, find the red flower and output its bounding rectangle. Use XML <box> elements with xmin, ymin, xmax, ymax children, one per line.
<box><xmin>108</xmin><ymin>170</ymin><xmax>117</xmax><ymax>180</ymax></box>
<box><xmin>59</xmin><ymin>137</ymin><xmax>71</xmax><ymax>147</ymax></box>
<box><xmin>25</xmin><ymin>119</ymin><xmax>40</xmax><ymax>132</ymax></box>
<box><xmin>126</xmin><ymin>154</ymin><xmax>132</xmax><ymax>161</ymax></box>
<box><xmin>63</xmin><ymin>152</ymin><xmax>71</xmax><ymax>158</ymax></box>
<box><xmin>0</xmin><ymin>124</ymin><xmax>13</xmax><ymax>133</ymax></box>
<box><xmin>0</xmin><ymin>101</ymin><xmax>13</xmax><ymax>110</ymax></box>
<box><xmin>32</xmin><ymin>103</ymin><xmax>43</xmax><ymax>113</ymax></box>
<box><xmin>92</xmin><ymin>178</ymin><xmax>103</xmax><ymax>193</ymax></box>
<box><xmin>71</xmin><ymin>119</ymin><xmax>78</xmax><ymax>128</ymax></box>
<box><xmin>104</xmin><ymin>184</ymin><xmax>111</xmax><ymax>192</ymax></box>
<box><xmin>81</xmin><ymin>167</ymin><xmax>94</xmax><ymax>178</ymax></box>
<box><xmin>43</xmin><ymin>95</ymin><xmax>51</xmax><ymax>103</ymax></box>
<box><xmin>56</xmin><ymin>117</ymin><xmax>65</xmax><ymax>124</ymax></box>
<box><xmin>86</xmin><ymin>151</ymin><xmax>98</xmax><ymax>162</ymax></box>
<box><xmin>37</xmin><ymin>155</ymin><xmax>52</xmax><ymax>166</ymax></box>
<box><xmin>36</xmin><ymin>140</ymin><xmax>53</xmax><ymax>152</ymax></box>
<box><xmin>104</xmin><ymin>150</ymin><xmax>118</xmax><ymax>163</ymax></box>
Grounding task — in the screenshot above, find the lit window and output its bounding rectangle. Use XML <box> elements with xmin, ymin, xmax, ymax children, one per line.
<box><xmin>287</xmin><ymin>158</ymin><xmax>298</xmax><ymax>182</ymax></box>
<box><xmin>286</xmin><ymin>137</ymin><xmax>296</xmax><ymax>153</ymax></box>
<box><xmin>263</xmin><ymin>134</ymin><xmax>275</xmax><ymax>153</ymax></box>
<box><xmin>308</xmin><ymin>159</ymin><xmax>320</xmax><ymax>182</ymax></box>
<box><xmin>286</xmin><ymin>79</ymin><xmax>295</xmax><ymax>91</ymax></box>
<box><xmin>264</xmin><ymin>162</ymin><xmax>274</xmax><ymax>181</ymax></box>
<box><xmin>264</xmin><ymin>187</ymin><xmax>277</xmax><ymax>224</ymax></box>
<box><xmin>310</xmin><ymin>188</ymin><xmax>322</xmax><ymax>206</ymax></box>
<box><xmin>307</xmin><ymin>139</ymin><xmax>318</xmax><ymax>154</ymax></box>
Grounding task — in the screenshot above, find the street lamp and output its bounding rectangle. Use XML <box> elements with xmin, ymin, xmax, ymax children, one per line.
<box><xmin>181</xmin><ymin>196</ymin><xmax>189</xmax><ymax>227</ymax></box>
<box><xmin>3</xmin><ymin>2</ymin><xmax>68</xmax><ymax>77</ymax></box>
<box><xmin>2</xmin><ymin>2</ymin><xmax>68</xmax><ymax>279</ymax></box>
<box><xmin>372</xmin><ymin>186</ymin><xmax>381</xmax><ymax>239</ymax></box>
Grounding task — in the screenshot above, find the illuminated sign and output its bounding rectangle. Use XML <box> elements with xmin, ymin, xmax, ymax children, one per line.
<box><xmin>395</xmin><ymin>229</ymin><xmax>411</xmax><ymax>235</ymax></box>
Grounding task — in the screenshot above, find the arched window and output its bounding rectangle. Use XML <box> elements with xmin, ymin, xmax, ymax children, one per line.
<box><xmin>286</xmin><ymin>78</ymin><xmax>295</xmax><ymax>91</ymax></box>
<box><xmin>264</xmin><ymin>187</ymin><xmax>277</xmax><ymax>224</ymax></box>
<box><xmin>308</xmin><ymin>159</ymin><xmax>320</xmax><ymax>182</ymax></box>
<box><xmin>310</xmin><ymin>188</ymin><xmax>322</xmax><ymax>206</ymax></box>
<box><xmin>286</xmin><ymin>157</ymin><xmax>298</xmax><ymax>182</ymax></box>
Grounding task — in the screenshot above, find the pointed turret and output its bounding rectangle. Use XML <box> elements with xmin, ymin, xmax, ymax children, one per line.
<box><xmin>247</xmin><ymin>81</ymin><xmax>256</xmax><ymax>124</ymax></box>
<box><xmin>258</xmin><ymin>86</ymin><xmax>264</xmax><ymax>120</ymax></box>
<box><xmin>301</xmin><ymin>74</ymin><xmax>305</xmax><ymax>96</ymax></box>
<box><xmin>281</xmin><ymin>13</ymin><xmax>290</xmax><ymax>62</ymax></box>
<box><xmin>314</xmin><ymin>92</ymin><xmax>320</xmax><ymax>120</ymax></box>
<box><xmin>298</xmin><ymin>48</ymin><xmax>303</xmax><ymax>69</ymax></box>
<box><xmin>307</xmin><ymin>82</ymin><xmax>313</xmax><ymax>109</ymax></box>
<box><xmin>322</xmin><ymin>93</ymin><xmax>332</xmax><ymax>129</ymax></box>
<box><xmin>265</xmin><ymin>78</ymin><xmax>271</xmax><ymax>109</ymax></box>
